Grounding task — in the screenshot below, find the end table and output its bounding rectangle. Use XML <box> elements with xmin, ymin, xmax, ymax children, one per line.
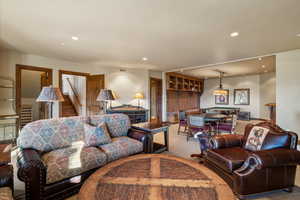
<box><xmin>132</xmin><ymin>121</ymin><xmax>170</xmax><ymax>153</ymax></box>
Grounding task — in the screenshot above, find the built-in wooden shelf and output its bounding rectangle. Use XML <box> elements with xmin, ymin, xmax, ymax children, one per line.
<box><xmin>166</xmin><ymin>72</ymin><xmax>204</xmax><ymax>122</ymax></box>
<box><xmin>166</xmin><ymin>72</ymin><xmax>204</xmax><ymax>93</ymax></box>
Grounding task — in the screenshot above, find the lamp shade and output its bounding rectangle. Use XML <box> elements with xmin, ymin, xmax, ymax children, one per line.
<box><xmin>134</xmin><ymin>92</ymin><xmax>144</xmax><ymax>99</ymax></box>
<box><xmin>36</xmin><ymin>86</ymin><xmax>64</xmax><ymax>102</ymax></box>
<box><xmin>213</xmin><ymin>89</ymin><xmax>229</xmax><ymax>96</ymax></box>
<box><xmin>96</xmin><ymin>89</ymin><xmax>115</xmax><ymax>101</ymax></box>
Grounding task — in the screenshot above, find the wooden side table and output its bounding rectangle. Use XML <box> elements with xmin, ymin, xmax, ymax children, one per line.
<box><xmin>132</xmin><ymin>121</ymin><xmax>169</xmax><ymax>153</ymax></box>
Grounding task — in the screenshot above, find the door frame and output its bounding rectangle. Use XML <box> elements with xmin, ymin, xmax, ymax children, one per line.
<box><xmin>15</xmin><ymin>64</ymin><xmax>53</xmax><ymax>127</ymax></box>
<box><xmin>58</xmin><ymin>70</ymin><xmax>90</xmax><ymax>117</ymax></box>
<box><xmin>149</xmin><ymin>77</ymin><xmax>162</xmax><ymax>122</ymax></box>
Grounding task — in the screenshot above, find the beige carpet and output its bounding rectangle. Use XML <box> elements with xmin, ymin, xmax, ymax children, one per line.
<box><xmin>13</xmin><ymin>120</ymin><xmax>300</xmax><ymax>200</ymax></box>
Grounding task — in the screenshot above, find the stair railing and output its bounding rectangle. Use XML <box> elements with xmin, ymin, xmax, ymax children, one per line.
<box><xmin>65</xmin><ymin>78</ymin><xmax>82</xmax><ymax>115</ymax></box>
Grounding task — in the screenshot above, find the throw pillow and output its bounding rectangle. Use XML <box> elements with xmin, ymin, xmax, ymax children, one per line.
<box><xmin>244</xmin><ymin>126</ymin><xmax>269</xmax><ymax>151</ymax></box>
<box><xmin>84</xmin><ymin>122</ymin><xmax>112</xmax><ymax>147</ymax></box>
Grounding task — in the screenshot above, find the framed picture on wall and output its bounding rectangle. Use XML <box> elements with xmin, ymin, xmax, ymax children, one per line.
<box><xmin>234</xmin><ymin>88</ymin><xmax>250</xmax><ymax>105</ymax></box>
<box><xmin>215</xmin><ymin>90</ymin><xmax>229</xmax><ymax>105</ymax></box>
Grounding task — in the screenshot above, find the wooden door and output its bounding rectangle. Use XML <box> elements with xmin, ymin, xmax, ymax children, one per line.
<box><xmin>86</xmin><ymin>75</ymin><xmax>105</xmax><ymax>116</ymax></box>
<box><xmin>150</xmin><ymin>78</ymin><xmax>162</xmax><ymax>122</ymax></box>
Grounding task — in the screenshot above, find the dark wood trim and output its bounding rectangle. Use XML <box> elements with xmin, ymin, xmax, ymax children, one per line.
<box><xmin>16</xmin><ymin>64</ymin><xmax>53</xmax><ymax>73</ymax></box>
<box><xmin>58</xmin><ymin>70</ymin><xmax>90</xmax><ymax>117</ymax></box>
<box><xmin>15</xmin><ymin>65</ymin><xmax>53</xmax><ymax>129</ymax></box>
<box><xmin>149</xmin><ymin>77</ymin><xmax>162</xmax><ymax>122</ymax></box>
<box><xmin>59</xmin><ymin>70</ymin><xmax>90</xmax><ymax>76</ymax></box>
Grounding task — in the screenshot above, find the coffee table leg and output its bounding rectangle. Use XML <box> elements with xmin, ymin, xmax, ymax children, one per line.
<box><xmin>164</xmin><ymin>128</ymin><xmax>169</xmax><ymax>151</ymax></box>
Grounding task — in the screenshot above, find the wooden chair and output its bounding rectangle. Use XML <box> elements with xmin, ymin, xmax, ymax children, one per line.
<box><xmin>177</xmin><ymin>110</ymin><xmax>188</xmax><ymax>135</ymax></box>
<box><xmin>215</xmin><ymin>114</ymin><xmax>237</xmax><ymax>134</ymax></box>
<box><xmin>186</xmin><ymin>115</ymin><xmax>210</xmax><ymax>141</ymax></box>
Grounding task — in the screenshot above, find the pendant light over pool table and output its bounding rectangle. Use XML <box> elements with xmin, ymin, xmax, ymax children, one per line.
<box><xmin>213</xmin><ymin>71</ymin><xmax>228</xmax><ymax>96</ymax></box>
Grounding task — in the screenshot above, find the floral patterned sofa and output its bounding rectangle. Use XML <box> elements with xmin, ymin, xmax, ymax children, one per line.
<box><xmin>16</xmin><ymin>114</ymin><xmax>150</xmax><ymax>200</ymax></box>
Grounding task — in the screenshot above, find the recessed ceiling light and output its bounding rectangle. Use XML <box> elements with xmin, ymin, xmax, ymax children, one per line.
<box><xmin>72</xmin><ymin>36</ymin><xmax>79</xmax><ymax>41</ymax></box>
<box><xmin>230</xmin><ymin>32</ymin><xmax>239</xmax><ymax>37</ymax></box>
<box><xmin>61</xmin><ymin>43</ymin><xmax>65</xmax><ymax>46</ymax></box>
<box><xmin>296</xmin><ymin>33</ymin><xmax>300</xmax><ymax>37</ymax></box>
<box><xmin>258</xmin><ymin>57</ymin><xmax>262</xmax><ymax>61</ymax></box>
<box><xmin>142</xmin><ymin>57</ymin><xmax>148</xmax><ymax>61</ymax></box>
<box><xmin>262</xmin><ymin>65</ymin><xmax>266</xmax><ymax>68</ymax></box>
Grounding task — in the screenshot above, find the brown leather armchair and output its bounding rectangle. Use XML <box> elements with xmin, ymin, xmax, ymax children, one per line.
<box><xmin>205</xmin><ymin>122</ymin><xmax>300</xmax><ymax>199</ymax></box>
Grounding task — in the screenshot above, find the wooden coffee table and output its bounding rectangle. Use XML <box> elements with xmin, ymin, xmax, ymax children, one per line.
<box><xmin>79</xmin><ymin>154</ymin><xmax>234</xmax><ymax>200</ymax></box>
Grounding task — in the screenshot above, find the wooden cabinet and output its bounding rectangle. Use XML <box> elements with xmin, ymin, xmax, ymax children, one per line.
<box><xmin>166</xmin><ymin>72</ymin><xmax>204</xmax><ymax>93</ymax></box>
<box><xmin>166</xmin><ymin>73</ymin><xmax>204</xmax><ymax>122</ymax></box>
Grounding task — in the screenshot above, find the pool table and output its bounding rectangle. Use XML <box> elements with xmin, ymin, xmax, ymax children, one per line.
<box><xmin>204</xmin><ymin>107</ymin><xmax>240</xmax><ymax>115</ymax></box>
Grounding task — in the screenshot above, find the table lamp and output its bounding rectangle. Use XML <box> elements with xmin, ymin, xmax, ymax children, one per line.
<box><xmin>97</xmin><ymin>89</ymin><xmax>115</xmax><ymax>114</ymax></box>
<box><xmin>134</xmin><ymin>92</ymin><xmax>144</xmax><ymax>108</ymax></box>
<box><xmin>36</xmin><ymin>85</ymin><xmax>64</xmax><ymax>118</ymax></box>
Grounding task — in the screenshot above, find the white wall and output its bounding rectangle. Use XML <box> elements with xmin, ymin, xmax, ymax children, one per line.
<box><xmin>106</xmin><ymin>69</ymin><xmax>149</xmax><ymax>109</ymax></box>
<box><xmin>200</xmin><ymin>73</ymin><xmax>276</xmax><ymax>119</ymax></box>
<box><xmin>276</xmin><ymin>49</ymin><xmax>300</xmax><ymax>135</ymax></box>
<box><xmin>259</xmin><ymin>72</ymin><xmax>276</xmax><ymax>119</ymax></box>
<box><xmin>0</xmin><ymin>49</ymin><xmax>151</xmax><ymax>117</ymax></box>
<box><xmin>201</xmin><ymin>75</ymin><xmax>260</xmax><ymax>118</ymax></box>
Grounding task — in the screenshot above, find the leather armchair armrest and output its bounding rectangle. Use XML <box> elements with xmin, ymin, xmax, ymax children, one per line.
<box><xmin>210</xmin><ymin>134</ymin><xmax>243</xmax><ymax>149</ymax></box>
<box><xmin>17</xmin><ymin>149</ymin><xmax>46</xmax><ymax>182</ymax></box>
<box><xmin>128</xmin><ymin>128</ymin><xmax>151</xmax><ymax>153</ymax></box>
<box><xmin>248</xmin><ymin>148</ymin><xmax>300</xmax><ymax>169</ymax></box>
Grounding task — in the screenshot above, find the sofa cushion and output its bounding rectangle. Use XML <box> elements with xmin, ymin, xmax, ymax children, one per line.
<box><xmin>100</xmin><ymin>136</ymin><xmax>143</xmax><ymax>162</ymax></box>
<box><xmin>244</xmin><ymin>124</ymin><xmax>291</xmax><ymax>151</ymax></box>
<box><xmin>206</xmin><ymin>147</ymin><xmax>251</xmax><ymax>173</ymax></box>
<box><xmin>18</xmin><ymin>116</ymin><xmax>88</xmax><ymax>152</ymax></box>
<box><xmin>244</xmin><ymin>126</ymin><xmax>269</xmax><ymax>151</ymax></box>
<box><xmin>84</xmin><ymin>122</ymin><xmax>112</xmax><ymax>147</ymax></box>
<box><xmin>42</xmin><ymin>144</ymin><xmax>107</xmax><ymax>184</ymax></box>
<box><xmin>89</xmin><ymin>114</ymin><xmax>130</xmax><ymax>137</ymax></box>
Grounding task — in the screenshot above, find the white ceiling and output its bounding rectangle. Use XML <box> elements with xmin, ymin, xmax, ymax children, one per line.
<box><xmin>0</xmin><ymin>0</ymin><xmax>300</xmax><ymax>71</ymax></box>
<box><xmin>180</xmin><ymin>55</ymin><xmax>275</xmax><ymax>79</ymax></box>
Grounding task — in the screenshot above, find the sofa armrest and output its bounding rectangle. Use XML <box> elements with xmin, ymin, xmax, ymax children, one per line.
<box><xmin>17</xmin><ymin>149</ymin><xmax>46</xmax><ymax>200</ymax></box>
<box><xmin>210</xmin><ymin>134</ymin><xmax>243</xmax><ymax>149</ymax></box>
<box><xmin>128</xmin><ymin>128</ymin><xmax>151</xmax><ymax>153</ymax></box>
<box><xmin>248</xmin><ymin>148</ymin><xmax>300</xmax><ymax>169</ymax></box>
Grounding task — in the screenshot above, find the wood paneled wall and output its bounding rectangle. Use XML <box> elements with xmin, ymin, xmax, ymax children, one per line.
<box><xmin>167</xmin><ymin>90</ymin><xmax>200</xmax><ymax>121</ymax></box>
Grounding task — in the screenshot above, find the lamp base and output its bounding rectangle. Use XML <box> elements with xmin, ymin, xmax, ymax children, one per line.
<box><xmin>48</xmin><ymin>102</ymin><xmax>53</xmax><ymax>119</ymax></box>
<box><xmin>101</xmin><ymin>101</ymin><xmax>108</xmax><ymax>114</ymax></box>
